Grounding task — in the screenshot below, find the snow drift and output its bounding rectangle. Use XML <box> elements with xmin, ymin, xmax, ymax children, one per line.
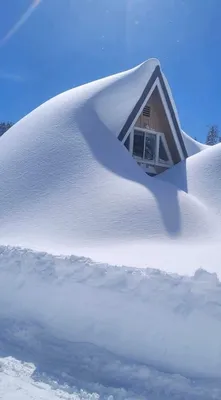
<box><xmin>182</xmin><ymin>130</ymin><xmax>208</xmax><ymax>156</ymax></box>
<box><xmin>0</xmin><ymin>60</ymin><xmax>221</xmax><ymax>396</ymax></box>
<box><xmin>1</xmin><ymin>245</ymin><xmax>221</xmax><ymax>383</ymax></box>
<box><xmin>0</xmin><ymin>59</ymin><xmax>220</xmax><ymax>274</ymax></box>
<box><xmin>160</xmin><ymin>142</ymin><xmax>221</xmax><ymax>216</ymax></box>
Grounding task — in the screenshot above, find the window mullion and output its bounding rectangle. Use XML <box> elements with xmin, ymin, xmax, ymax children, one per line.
<box><xmin>161</xmin><ymin>134</ymin><xmax>173</xmax><ymax>164</ymax></box>
<box><xmin>155</xmin><ymin>134</ymin><xmax>160</xmax><ymax>164</ymax></box>
<box><xmin>143</xmin><ymin>133</ymin><xmax>146</xmax><ymax>160</ymax></box>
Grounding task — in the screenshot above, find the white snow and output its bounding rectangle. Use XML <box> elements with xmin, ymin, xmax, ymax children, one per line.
<box><xmin>0</xmin><ymin>59</ymin><xmax>220</xmax><ymax>276</ymax></box>
<box><xmin>0</xmin><ymin>59</ymin><xmax>221</xmax><ymax>398</ymax></box>
<box><xmin>182</xmin><ymin>130</ymin><xmax>208</xmax><ymax>156</ymax></box>
<box><xmin>0</xmin><ymin>246</ymin><xmax>221</xmax><ymax>399</ymax></box>
<box><xmin>160</xmin><ymin>142</ymin><xmax>221</xmax><ymax>216</ymax></box>
<box><xmin>0</xmin><ymin>357</ymin><xmax>99</xmax><ymax>400</ymax></box>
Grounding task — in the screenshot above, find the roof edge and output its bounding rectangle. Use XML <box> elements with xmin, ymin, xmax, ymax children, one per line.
<box><xmin>118</xmin><ymin>65</ymin><xmax>188</xmax><ymax>160</ymax></box>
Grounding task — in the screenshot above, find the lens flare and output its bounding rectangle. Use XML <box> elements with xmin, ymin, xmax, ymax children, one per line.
<box><xmin>0</xmin><ymin>0</ymin><xmax>42</xmax><ymax>47</ymax></box>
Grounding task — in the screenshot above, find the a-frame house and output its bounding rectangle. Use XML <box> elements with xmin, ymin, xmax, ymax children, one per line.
<box><xmin>118</xmin><ymin>65</ymin><xmax>188</xmax><ymax>176</ymax></box>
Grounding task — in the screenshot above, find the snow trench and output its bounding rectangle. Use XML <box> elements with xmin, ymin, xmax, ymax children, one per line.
<box><xmin>0</xmin><ymin>245</ymin><xmax>221</xmax><ymax>384</ymax></box>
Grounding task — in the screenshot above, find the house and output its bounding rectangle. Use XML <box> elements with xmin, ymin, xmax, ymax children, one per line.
<box><xmin>118</xmin><ymin>64</ymin><xmax>188</xmax><ymax>176</ymax></box>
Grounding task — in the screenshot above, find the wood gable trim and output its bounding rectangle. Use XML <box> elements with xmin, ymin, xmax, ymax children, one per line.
<box><xmin>118</xmin><ymin>65</ymin><xmax>188</xmax><ymax>159</ymax></box>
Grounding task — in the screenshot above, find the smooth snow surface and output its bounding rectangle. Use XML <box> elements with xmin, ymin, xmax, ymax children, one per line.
<box><xmin>0</xmin><ymin>246</ymin><xmax>221</xmax><ymax>399</ymax></box>
<box><xmin>182</xmin><ymin>130</ymin><xmax>208</xmax><ymax>156</ymax></box>
<box><xmin>0</xmin><ymin>59</ymin><xmax>220</xmax><ymax>276</ymax></box>
<box><xmin>160</xmin><ymin>142</ymin><xmax>221</xmax><ymax>215</ymax></box>
<box><xmin>0</xmin><ymin>59</ymin><xmax>220</xmax><ymax>397</ymax></box>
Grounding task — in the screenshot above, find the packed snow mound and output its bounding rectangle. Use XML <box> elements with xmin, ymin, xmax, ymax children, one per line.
<box><xmin>182</xmin><ymin>130</ymin><xmax>208</xmax><ymax>156</ymax></box>
<box><xmin>1</xmin><ymin>245</ymin><xmax>221</xmax><ymax>385</ymax></box>
<box><xmin>2</xmin><ymin>356</ymin><xmax>221</xmax><ymax>400</ymax></box>
<box><xmin>160</xmin><ymin>143</ymin><xmax>221</xmax><ymax>215</ymax></box>
<box><xmin>1</xmin><ymin>60</ymin><xmax>221</xmax><ymax>396</ymax></box>
<box><xmin>0</xmin><ymin>59</ymin><xmax>220</xmax><ymax>274</ymax></box>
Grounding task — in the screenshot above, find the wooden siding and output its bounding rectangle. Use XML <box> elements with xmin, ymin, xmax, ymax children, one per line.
<box><xmin>134</xmin><ymin>87</ymin><xmax>181</xmax><ymax>164</ymax></box>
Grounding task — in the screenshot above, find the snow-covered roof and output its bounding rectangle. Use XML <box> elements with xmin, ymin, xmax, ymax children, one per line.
<box><xmin>1</xmin><ymin>60</ymin><xmax>221</xmax><ymax>389</ymax></box>
<box><xmin>0</xmin><ymin>59</ymin><xmax>220</xmax><ymax>276</ymax></box>
<box><xmin>92</xmin><ymin>58</ymin><xmax>160</xmax><ymax>138</ymax></box>
<box><xmin>117</xmin><ymin>60</ymin><xmax>188</xmax><ymax>162</ymax></box>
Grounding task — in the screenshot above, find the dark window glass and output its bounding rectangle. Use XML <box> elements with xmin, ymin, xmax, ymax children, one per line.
<box><xmin>159</xmin><ymin>137</ymin><xmax>169</xmax><ymax>162</ymax></box>
<box><xmin>144</xmin><ymin>133</ymin><xmax>156</xmax><ymax>161</ymax></box>
<box><xmin>133</xmin><ymin>130</ymin><xmax>144</xmax><ymax>158</ymax></box>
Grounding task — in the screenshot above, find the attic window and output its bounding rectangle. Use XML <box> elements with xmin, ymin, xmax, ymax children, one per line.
<box><xmin>143</xmin><ymin>105</ymin><xmax>151</xmax><ymax>118</ymax></box>
<box><xmin>132</xmin><ymin>128</ymin><xmax>173</xmax><ymax>168</ymax></box>
<box><xmin>133</xmin><ymin>129</ymin><xmax>156</xmax><ymax>161</ymax></box>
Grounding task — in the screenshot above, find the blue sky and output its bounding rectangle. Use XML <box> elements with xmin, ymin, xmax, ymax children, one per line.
<box><xmin>0</xmin><ymin>0</ymin><xmax>220</xmax><ymax>143</ymax></box>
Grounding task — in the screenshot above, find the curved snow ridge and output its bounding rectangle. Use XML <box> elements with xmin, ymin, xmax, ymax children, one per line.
<box><xmin>1</xmin><ymin>246</ymin><xmax>221</xmax><ymax>380</ymax></box>
<box><xmin>160</xmin><ymin>142</ymin><xmax>221</xmax><ymax>216</ymax></box>
<box><xmin>0</xmin><ymin>59</ymin><xmax>220</xmax><ymax>273</ymax></box>
<box><xmin>182</xmin><ymin>130</ymin><xmax>208</xmax><ymax>156</ymax></box>
<box><xmin>92</xmin><ymin>58</ymin><xmax>160</xmax><ymax>136</ymax></box>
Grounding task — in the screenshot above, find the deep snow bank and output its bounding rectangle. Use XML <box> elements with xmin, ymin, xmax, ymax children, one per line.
<box><xmin>182</xmin><ymin>131</ymin><xmax>208</xmax><ymax>156</ymax></box>
<box><xmin>1</xmin><ymin>246</ymin><xmax>221</xmax><ymax>380</ymax></box>
<box><xmin>0</xmin><ymin>358</ymin><xmax>90</xmax><ymax>400</ymax></box>
<box><xmin>1</xmin><ymin>354</ymin><xmax>221</xmax><ymax>400</ymax></box>
<box><xmin>160</xmin><ymin>142</ymin><xmax>221</xmax><ymax>215</ymax></box>
<box><xmin>0</xmin><ymin>60</ymin><xmax>220</xmax><ymax>274</ymax></box>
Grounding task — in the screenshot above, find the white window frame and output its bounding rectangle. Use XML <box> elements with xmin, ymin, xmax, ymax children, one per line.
<box><xmin>137</xmin><ymin>161</ymin><xmax>158</xmax><ymax>175</ymax></box>
<box><xmin>121</xmin><ymin>77</ymin><xmax>185</xmax><ymax>161</ymax></box>
<box><xmin>131</xmin><ymin>127</ymin><xmax>173</xmax><ymax>168</ymax></box>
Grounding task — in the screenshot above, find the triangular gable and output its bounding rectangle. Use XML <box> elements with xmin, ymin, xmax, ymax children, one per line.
<box><xmin>118</xmin><ymin>65</ymin><xmax>188</xmax><ymax>162</ymax></box>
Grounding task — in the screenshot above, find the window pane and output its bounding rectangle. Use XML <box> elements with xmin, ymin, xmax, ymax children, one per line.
<box><xmin>144</xmin><ymin>133</ymin><xmax>156</xmax><ymax>161</ymax></box>
<box><xmin>133</xmin><ymin>130</ymin><xmax>144</xmax><ymax>158</ymax></box>
<box><xmin>159</xmin><ymin>137</ymin><xmax>169</xmax><ymax>162</ymax></box>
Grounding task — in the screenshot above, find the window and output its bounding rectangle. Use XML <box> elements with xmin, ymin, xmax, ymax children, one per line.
<box><xmin>133</xmin><ymin>129</ymin><xmax>156</xmax><ymax>161</ymax></box>
<box><xmin>159</xmin><ymin>136</ymin><xmax>169</xmax><ymax>162</ymax></box>
<box><xmin>133</xmin><ymin>130</ymin><xmax>144</xmax><ymax>158</ymax></box>
<box><xmin>132</xmin><ymin>128</ymin><xmax>172</xmax><ymax>167</ymax></box>
<box><xmin>144</xmin><ymin>133</ymin><xmax>156</xmax><ymax>160</ymax></box>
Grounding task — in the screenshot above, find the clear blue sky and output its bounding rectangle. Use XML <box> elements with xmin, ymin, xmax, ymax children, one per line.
<box><xmin>0</xmin><ymin>0</ymin><xmax>220</xmax><ymax>143</ymax></box>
